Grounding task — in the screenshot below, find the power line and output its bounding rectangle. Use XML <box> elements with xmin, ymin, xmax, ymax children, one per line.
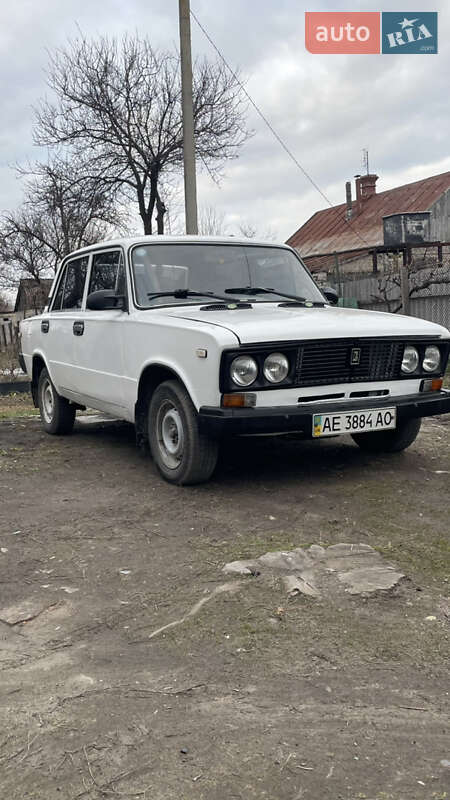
<box><xmin>190</xmin><ymin>8</ymin><xmax>370</xmax><ymax>248</ymax></box>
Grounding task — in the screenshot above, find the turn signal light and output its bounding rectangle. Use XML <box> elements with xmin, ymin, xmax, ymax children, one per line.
<box><xmin>222</xmin><ymin>393</ymin><xmax>256</xmax><ymax>408</ymax></box>
<box><xmin>421</xmin><ymin>378</ymin><xmax>443</xmax><ymax>393</ymax></box>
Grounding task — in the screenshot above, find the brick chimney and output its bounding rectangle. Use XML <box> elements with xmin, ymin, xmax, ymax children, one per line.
<box><xmin>355</xmin><ymin>173</ymin><xmax>378</xmax><ymax>214</ymax></box>
<box><xmin>345</xmin><ymin>181</ymin><xmax>353</xmax><ymax>220</ymax></box>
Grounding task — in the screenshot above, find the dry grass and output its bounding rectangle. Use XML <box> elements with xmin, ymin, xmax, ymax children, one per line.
<box><xmin>0</xmin><ymin>392</ymin><xmax>38</xmax><ymax>419</ymax></box>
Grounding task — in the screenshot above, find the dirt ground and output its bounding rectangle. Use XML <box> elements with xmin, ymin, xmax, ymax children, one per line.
<box><xmin>0</xmin><ymin>403</ymin><xmax>449</xmax><ymax>800</ymax></box>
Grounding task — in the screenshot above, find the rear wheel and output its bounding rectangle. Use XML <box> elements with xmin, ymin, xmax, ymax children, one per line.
<box><xmin>351</xmin><ymin>416</ymin><xmax>421</xmax><ymax>453</ymax></box>
<box><xmin>148</xmin><ymin>380</ymin><xmax>218</xmax><ymax>485</ymax></box>
<box><xmin>38</xmin><ymin>368</ymin><xmax>76</xmax><ymax>435</ymax></box>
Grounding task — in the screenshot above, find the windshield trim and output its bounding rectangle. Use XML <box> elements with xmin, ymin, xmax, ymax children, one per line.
<box><xmin>128</xmin><ymin>241</ymin><xmax>322</xmax><ymax>310</ymax></box>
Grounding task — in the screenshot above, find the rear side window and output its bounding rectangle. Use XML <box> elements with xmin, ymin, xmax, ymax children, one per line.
<box><xmin>88</xmin><ymin>251</ymin><xmax>125</xmax><ymax>294</ymax></box>
<box><xmin>51</xmin><ymin>257</ymin><xmax>88</xmax><ymax>311</ymax></box>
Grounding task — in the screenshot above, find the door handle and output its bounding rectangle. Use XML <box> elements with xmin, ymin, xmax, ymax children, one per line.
<box><xmin>41</xmin><ymin>320</ymin><xmax>49</xmax><ymax>333</ymax></box>
<box><xmin>73</xmin><ymin>321</ymin><xmax>84</xmax><ymax>336</ymax></box>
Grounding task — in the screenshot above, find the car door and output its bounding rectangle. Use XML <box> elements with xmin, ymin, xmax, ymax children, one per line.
<box><xmin>70</xmin><ymin>249</ymin><xmax>128</xmax><ymax>414</ymax></box>
<box><xmin>45</xmin><ymin>255</ymin><xmax>89</xmax><ymax>394</ymax></box>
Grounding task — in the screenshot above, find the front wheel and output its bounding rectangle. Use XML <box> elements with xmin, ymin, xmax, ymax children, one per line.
<box><xmin>148</xmin><ymin>380</ymin><xmax>218</xmax><ymax>485</ymax></box>
<box><xmin>351</xmin><ymin>416</ymin><xmax>421</xmax><ymax>453</ymax></box>
<box><xmin>38</xmin><ymin>368</ymin><xmax>76</xmax><ymax>435</ymax></box>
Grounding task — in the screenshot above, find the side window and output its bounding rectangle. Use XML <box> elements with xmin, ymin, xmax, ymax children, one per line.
<box><xmin>88</xmin><ymin>251</ymin><xmax>125</xmax><ymax>295</ymax></box>
<box><xmin>55</xmin><ymin>257</ymin><xmax>89</xmax><ymax>311</ymax></box>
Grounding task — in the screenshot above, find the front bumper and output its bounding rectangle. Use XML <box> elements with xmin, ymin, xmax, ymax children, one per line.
<box><xmin>198</xmin><ymin>390</ymin><xmax>450</xmax><ymax>437</ymax></box>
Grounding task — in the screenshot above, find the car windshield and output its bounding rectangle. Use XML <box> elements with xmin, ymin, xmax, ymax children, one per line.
<box><xmin>130</xmin><ymin>243</ymin><xmax>325</xmax><ymax>307</ymax></box>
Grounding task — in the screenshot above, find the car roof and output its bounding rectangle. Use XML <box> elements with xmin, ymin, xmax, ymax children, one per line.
<box><xmin>65</xmin><ymin>235</ymin><xmax>293</xmax><ymax>259</ymax></box>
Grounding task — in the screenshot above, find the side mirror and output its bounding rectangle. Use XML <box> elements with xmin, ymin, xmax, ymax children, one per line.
<box><xmin>322</xmin><ymin>287</ymin><xmax>339</xmax><ymax>305</ymax></box>
<box><xmin>86</xmin><ymin>290</ymin><xmax>125</xmax><ymax>311</ymax></box>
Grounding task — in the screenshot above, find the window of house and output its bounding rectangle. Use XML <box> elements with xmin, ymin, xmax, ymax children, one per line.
<box><xmin>88</xmin><ymin>251</ymin><xmax>125</xmax><ymax>295</ymax></box>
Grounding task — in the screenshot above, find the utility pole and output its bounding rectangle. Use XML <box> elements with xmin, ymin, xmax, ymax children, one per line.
<box><xmin>178</xmin><ymin>0</ymin><xmax>198</xmax><ymax>234</ymax></box>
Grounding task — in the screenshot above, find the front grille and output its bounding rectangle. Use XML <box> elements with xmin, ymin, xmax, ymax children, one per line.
<box><xmin>294</xmin><ymin>339</ymin><xmax>404</xmax><ymax>387</ymax></box>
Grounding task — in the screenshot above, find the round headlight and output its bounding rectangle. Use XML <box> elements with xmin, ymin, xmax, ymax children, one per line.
<box><xmin>263</xmin><ymin>352</ymin><xmax>289</xmax><ymax>383</ymax></box>
<box><xmin>230</xmin><ymin>355</ymin><xmax>258</xmax><ymax>386</ymax></box>
<box><xmin>401</xmin><ymin>345</ymin><xmax>419</xmax><ymax>374</ymax></box>
<box><xmin>423</xmin><ymin>345</ymin><xmax>441</xmax><ymax>373</ymax></box>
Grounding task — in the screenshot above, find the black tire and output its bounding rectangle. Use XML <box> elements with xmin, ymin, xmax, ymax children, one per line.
<box><xmin>351</xmin><ymin>416</ymin><xmax>421</xmax><ymax>453</ymax></box>
<box><xmin>37</xmin><ymin>367</ymin><xmax>76</xmax><ymax>435</ymax></box>
<box><xmin>148</xmin><ymin>380</ymin><xmax>218</xmax><ymax>485</ymax></box>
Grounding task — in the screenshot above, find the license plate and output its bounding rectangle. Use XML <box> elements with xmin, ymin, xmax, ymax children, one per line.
<box><xmin>312</xmin><ymin>407</ymin><xmax>397</xmax><ymax>438</ymax></box>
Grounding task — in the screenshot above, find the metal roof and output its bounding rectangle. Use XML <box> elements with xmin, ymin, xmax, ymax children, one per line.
<box><xmin>286</xmin><ymin>171</ymin><xmax>450</xmax><ymax>257</ymax></box>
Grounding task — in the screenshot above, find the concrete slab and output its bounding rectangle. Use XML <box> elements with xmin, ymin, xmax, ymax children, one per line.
<box><xmin>223</xmin><ymin>543</ymin><xmax>405</xmax><ymax>599</ymax></box>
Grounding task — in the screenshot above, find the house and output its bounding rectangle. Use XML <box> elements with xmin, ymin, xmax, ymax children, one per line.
<box><xmin>14</xmin><ymin>279</ymin><xmax>53</xmax><ymax>314</ymax></box>
<box><xmin>286</xmin><ymin>171</ymin><xmax>450</xmax><ymax>277</ymax></box>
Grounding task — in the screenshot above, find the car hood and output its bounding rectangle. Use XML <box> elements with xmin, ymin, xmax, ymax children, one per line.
<box><xmin>166</xmin><ymin>303</ymin><xmax>450</xmax><ymax>344</ymax></box>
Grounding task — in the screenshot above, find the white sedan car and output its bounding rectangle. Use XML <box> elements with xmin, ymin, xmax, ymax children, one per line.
<box><xmin>19</xmin><ymin>236</ymin><xmax>450</xmax><ymax>484</ymax></box>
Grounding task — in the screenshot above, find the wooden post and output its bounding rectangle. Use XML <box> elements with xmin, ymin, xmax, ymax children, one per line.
<box><xmin>400</xmin><ymin>247</ymin><xmax>410</xmax><ymax>315</ymax></box>
<box><xmin>333</xmin><ymin>251</ymin><xmax>342</xmax><ymax>296</ymax></box>
<box><xmin>372</xmin><ymin>250</ymin><xmax>378</xmax><ymax>274</ymax></box>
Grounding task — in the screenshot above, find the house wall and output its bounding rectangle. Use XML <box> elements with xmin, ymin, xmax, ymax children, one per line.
<box><xmin>429</xmin><ymin>188</ymin><xmax>450</xmax><ymax>240</ymax></box>
<box><xmin>303</xmin><ymin>251</ymin><xmax>392</xmax><ymax>280</ymax></box>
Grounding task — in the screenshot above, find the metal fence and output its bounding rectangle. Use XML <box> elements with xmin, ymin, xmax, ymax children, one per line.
<box><xmin>331</xmin><ymin>258</ymin><xmax>450</xmax><ymax>330</ymax></box>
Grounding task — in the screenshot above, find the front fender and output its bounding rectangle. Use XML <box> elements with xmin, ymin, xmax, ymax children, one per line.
<box><xmin>136</xmin><ymin>355</ymin><xmax>220</xmax><ymax>412</ymax></box>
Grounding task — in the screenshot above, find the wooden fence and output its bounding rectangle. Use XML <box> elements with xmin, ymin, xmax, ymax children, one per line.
<box><xmin>0</xmin><ymin>311</ymin><xmax>37</xmax><ymax>351</ymax></box>
<box><xmin>0</xmin><ymin>319</ymin><xmax>15</xmax><ymax>352</ymax></box>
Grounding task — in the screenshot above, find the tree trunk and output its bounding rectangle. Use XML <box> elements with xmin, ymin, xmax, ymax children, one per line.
<box><xmin>142</xmin><ymin>214</ymin><xmax>153</xmax><ymax>235</ymax></box>
<box><xmin>156</xmin><ymin>192</ymin><xmax>166</xmax><ymax>235</ymax></box>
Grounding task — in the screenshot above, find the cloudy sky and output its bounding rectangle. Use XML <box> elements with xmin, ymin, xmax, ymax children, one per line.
<box><xmin>1</xmin><ymin>0</ymin><xmax>449</xmax><ymax>242</ymax></box>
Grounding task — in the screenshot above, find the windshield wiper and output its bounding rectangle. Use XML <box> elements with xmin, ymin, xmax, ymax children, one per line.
<box><xmin>224</xmin><ymin>286</ymin><xmax>308</xmax><ymax>304</ymax></box>
<box><xmin>147</xmin><ymin>289</ymin><xmax>242</xmax><ymax>303</ymax></box>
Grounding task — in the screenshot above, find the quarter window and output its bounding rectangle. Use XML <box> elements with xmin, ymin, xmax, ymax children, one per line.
<box><xmin>51</xmin><ymin>272</ymin><xmax>65</xmax><ymax>311</ymax></box>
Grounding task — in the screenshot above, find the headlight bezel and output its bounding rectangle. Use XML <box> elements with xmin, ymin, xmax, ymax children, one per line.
<box><xmin>223</xmin><ymin>347</ymin><xmax>295</xmax><ymax>391</ymax></box>
<box><xmin>401</xmin><ymin>342</ymin><xmax>445</xmax><ymax>376</ymax></box>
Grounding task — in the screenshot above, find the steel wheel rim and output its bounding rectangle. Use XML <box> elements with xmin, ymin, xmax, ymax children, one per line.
<box><xmin>42</xmin><ymin>378</ymin><xmax>54</xmax><ymax>424</ymax></box>
<box><xmin>156</xmin><ymin>402</ymin><xmax>184</xmax><ymax>469</ymax></box>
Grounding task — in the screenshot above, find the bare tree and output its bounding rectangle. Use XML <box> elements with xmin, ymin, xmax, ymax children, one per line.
<box><xmin>34</xmin><ymin>34</ymin><xmax>251</xmax><ymax>235</ymax></box>
<box><xmin>238</xmin><ymin>221</ymin><xmax>257</xmax><ymax>239</ymax></box>
<box><xmin>199</xmin><ymin>206</ymin><xmax>229</xmax><ymax>236</ymax></box>
<box><xmin>0</xmin><ymin>211</ymin><xmax>51</xmax><ymax>290</ymax></box>
<box><xmin>238</xmin><ymin>221</ymin><xmax>277</xmax><ymax>241</ymax></box>
<box><xmin>0</xmin><ymin>153</ymin><xmax>124</xmax><ymax>289</ymax></box>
